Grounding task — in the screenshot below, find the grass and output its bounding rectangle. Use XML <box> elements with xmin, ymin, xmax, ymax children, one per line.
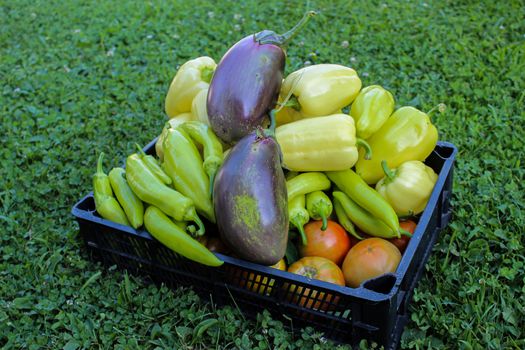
<box><xmin>1</xmin><ymin>0</ymin><xmax>524</xmax><ymax>348</ymax></box>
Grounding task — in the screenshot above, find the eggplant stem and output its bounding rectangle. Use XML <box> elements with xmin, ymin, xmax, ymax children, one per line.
<box><xmin>279</xmin><ymin>11</ymin><xmax>317</xmax><ymax>46</ymax></box>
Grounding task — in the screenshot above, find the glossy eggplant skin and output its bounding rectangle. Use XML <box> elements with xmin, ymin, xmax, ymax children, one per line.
<box><xmin>207</xmin><ymin>35</ymin><xmax>285</xmax><ymax>145</ymax></box>
<box><xmin>213</xmin><ymin>129</ymin><xmax>288</xmax><ymax>265</ymax></box>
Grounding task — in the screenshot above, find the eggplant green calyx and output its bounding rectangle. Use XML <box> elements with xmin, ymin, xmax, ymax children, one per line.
<box><xmin>254</xmin><ymin>11</ymin><xmax>316</xmax><ymax>47</ymax></box>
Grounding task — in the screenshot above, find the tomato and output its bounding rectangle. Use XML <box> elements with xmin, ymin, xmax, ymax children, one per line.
<box><xmin>389</xmin><ymin>220</ymin><xmax>416</xmax><ymax>254</ymax></box>
<box><xmin>206</xmin><ymin>237</ymin><xmax>230</xmax><ymax>254</ymax></box>
<box><xmin>342</xmin><ymin>238</ymin><xmax>401</xmax><ymax>288</ymax></box>
<box><xmin>299</xmin><ymin>220</ymin><xmax>351</xmax><ymax>265</ymax></box>
<box><xmin>240</xmin><ymin>259</ymin><xmax>286</xmax><ymax>295</ymax></box>
<box><xmin>287</xmin><ymin>256</ymin><xmax>345</xmax><ymax>310</ymax></box>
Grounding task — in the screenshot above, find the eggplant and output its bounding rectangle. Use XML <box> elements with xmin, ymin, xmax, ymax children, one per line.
<box><xmin>207</xmin><ymin>11</ymin><xmax>315</xmax><ymax>145</ymax></box>
<box><xmin>213</xmin><ymin>127</ymin><xmax>288</xmax><ymax>265</ymax></box>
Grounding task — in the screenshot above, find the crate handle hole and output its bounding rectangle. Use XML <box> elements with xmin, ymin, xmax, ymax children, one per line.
<box><xmin>362</xmin><ymin>274</ymin><xmax>396</xmax><ymax>294</ymax></box>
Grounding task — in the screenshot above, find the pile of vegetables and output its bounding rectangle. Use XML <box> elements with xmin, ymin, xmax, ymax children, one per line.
<box><xmin>92</xmin><ymin>11</ymin><xmax>443</xmax><ymax>296</ymax></box>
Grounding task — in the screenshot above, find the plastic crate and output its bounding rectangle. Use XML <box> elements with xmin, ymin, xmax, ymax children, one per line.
<box><xmin>71</xmin><ymin>139</ymin><xmax>457</xmax><ymax>349</ymax></box>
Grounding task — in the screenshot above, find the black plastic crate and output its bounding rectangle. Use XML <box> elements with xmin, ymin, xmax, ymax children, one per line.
<box><xmin>72</xmin><ymin>139</ymin><xmax>457</xmax><ymax>349</ymax></box>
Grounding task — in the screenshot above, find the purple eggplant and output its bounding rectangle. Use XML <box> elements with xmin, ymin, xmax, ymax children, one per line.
<box><xmin>213</xmin><ymin>126</ymin><xmax>288</xmax><ymax>265</ymax></box>
<box><xmin>207</xmin><ymin>11</ymin><xmax>315</xmax><ymax>145</ymax></box>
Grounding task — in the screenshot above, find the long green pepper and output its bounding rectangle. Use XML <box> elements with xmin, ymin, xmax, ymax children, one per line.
<box><xmin>144</xmin><ymin>206</ymin><xmax>223</xmax><ymax>267</ymax></box>
<box><xmin>306</xmin><ymin>191</ymin><xmax>332</xmax><ymax>231</ymax></box>
<box><xmin>288</xmin><ymin>194</ymin><xmax>309</xmax><ymax>245</ymax></box>
<box><xmin>333</xmin><ymin>191</ymin><xmax>398</xmax><ymax>238</ymax></box>
<box><xmin>286</xmin><ymin>172</ymin><xmax>331</xmax><ymax>200</ymax></box>
<box><xmin>333</xmin><ymin>196</ymin><xmax>363</xmax><ymax>240</ymax></box>
<box><xmin>108</xmin><ymin>167</ymin><xmax>144</xmax><ymax>229</ymax></box>
<box><xmin>326</xmin><ymin>169</ymin><xmax>399</xmax><ymax>234</ymax></box>
<box><xmin>135</xmin><ymin>143</ymin><xmax>172</xmax><ymax>185</ymax></box>
<box><xmin>126</xmin><ymin>153</ymin><xmax>205</xmax><ymax>235</ymax></box>
<box><xmin>93</xmin><ymin>153</ymin><xmax>130</xmax><ymax>226</ymax></box>
<box><xmin>179</xmin><ymin>121</ymin><xmax>223</xmax><ymax>197</ymax></box>
<box><xmin>163</xmin><ymin>127</ymin><xmax>215</xmax><ymax>223</ymax></box>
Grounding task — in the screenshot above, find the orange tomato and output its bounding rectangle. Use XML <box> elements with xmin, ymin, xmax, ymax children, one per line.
<box><xmin>287</xmin><ymin>256</ymin><xmax>345</xmax><ymax>310</ymax></box>
<box><xmin>342</xmin><ymin>237</ymin><xmax>401</xmax><ymax>288</ymax></box>
<box><xmin>299</xmin><ymin>220</ymin><xmax>351</xmax><ymax>265</ymax></box>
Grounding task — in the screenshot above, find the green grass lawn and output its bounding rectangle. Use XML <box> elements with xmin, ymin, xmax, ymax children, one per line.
<box><xmin>1</xmin><ymin>0</ymin><xmax>524</xmax><ymax>348</ymax></box>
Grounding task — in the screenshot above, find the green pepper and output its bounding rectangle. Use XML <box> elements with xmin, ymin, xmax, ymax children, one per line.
<box><xmin>144</xmin><ymin>206</ymin><xmax>223</xmax><ymax>267</ymax></box>
<box><xmin>288</xmin><ymin>194</ymin><xmax>309</xmax><ymax>245</ymax></box>
<box><xmin>162</xmin><ymin>127</ymin><xmax>215</xmax><ymax>223</ymax></box>
<box><xmin>286</xmin><ymin>172</ymin><xmax>331</xmax><ymax>200</ymax></box>
<box><xmin>350</xmin><ymin>85</ymin><xmax>395</xmax><ymax>139</ymax></box>
<box><xmin>179</xmin><ymin>121</ymin><xmax>223</xmax><ymax>197</ymax></box>
<box><xmin>355</xmin><ymin>106</ymin><xmax>438</xmax><ymax>184</ymax></box>
<box><xmin>332</xmin><ymin>191</ymin><xmax>398</xmax><ymax>239</ymax></box>
<box><xmin>108</xmin><ymin>167</ymin><xmax>144</xmax><ymax>229</ymax></box>
<box><xmin>326</xmin><ymin>169</ymin><xmax>400</xmax><ymax>236</ymax></box>
<box><xmin>135</xmin><ymin>144</ymin><xmax>172</xmax><ymax>185</ymax></box>
<box><xmin>126</xmin><ymin>153</ymin><xmax>205</xmax><ymax>236</ymax></box>
<box><xmin>376</xmin><ymin>160</ymin><xmax>438</xmax><ymax>216</ymax></box>
<box><xmin>306</xmin><ymin>191</ymin><xmax>332</xmax><ymax>231</ymax></box>
<box><xmin>93</xmin><ymin>153</ymin><xmax>130</xmax><ymax>226</ymax></box>
<box><xmin>333</xmin><ymin>196</ymin><xmax>363</xmax><ymax>240</ymax></box>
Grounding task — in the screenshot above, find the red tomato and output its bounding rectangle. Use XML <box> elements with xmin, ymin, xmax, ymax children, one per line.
<box><xmin>299</xmin><ymin>220</ymin><xmax>351</xmax><ymax>266</ymax></box>
<box><xmin>389</xmin><ymin>220</ymin><xmax>416</xmax><ymax>254</ymax></box>
<box><xmin>342</xmin><ymin>238</ymin><xmax>401</xmax><ymax>288</ymax></box>
<box><xmin>287</xmin><ymin>256</ymin><xmax>345</xmax><ymax>310</ymax></box>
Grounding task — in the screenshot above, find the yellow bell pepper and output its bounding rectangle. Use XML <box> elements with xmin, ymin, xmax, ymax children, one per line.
<box><xmin>276</xmin><ymin>64</ymin><xmax>362</xmax><ymax>124</ymax></box>
<box><xmin>350</xmin><ymin>85</ymin><xmax>395</xmax><ymax>139</ymax></box>
<box><xmin>191</xmin><ymin>87</ymin><xmax>210</xmax><ymax>125</ymax></box>
<box><xmin>275</xmin><ymin>114</ymin><xmax>371</xmax><ymax>171</ymax></box>
<box><xmin>164</xmin><ymin>57</ymin><xmax>216</xmax><ymax>118</ymax></box>
<box><xmin>375</xmin><ymin>160</ymin><xmax>438</xmax><ymax>216</ymax></box>
<box><xmin>355</xmin><ymin>106</ymin><xmax>438</xmax><ymax>184</ymax></box>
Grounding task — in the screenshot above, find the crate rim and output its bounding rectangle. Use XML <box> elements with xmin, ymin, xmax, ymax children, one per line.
<box><xmin>71</xmin><ymin>140</ymin><xmax>457</xmax><ymax>304</ymax></box>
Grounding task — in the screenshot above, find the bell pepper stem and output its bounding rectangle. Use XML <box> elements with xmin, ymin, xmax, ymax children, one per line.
<box><xmin>381</xmin><ymin>160</ymin><xmax>396</xmax><ymax>181</ymax></box>
<box><xmin>97</xmin><ymin>152</ymin><xmax>105</xmax><ymax>174</ymax></box>
<box><xmin>280</xmin><ymin>95</ymin><xmax>301</xmax><ymax>111</ymax></box>
<box><xmin>201</xmin><ymin>67</ymin><xmax>214</xmax><ymax>84</ymax></box>
<box><xmin>356</xmin><ymin>138</ymin><xmax>372</xmax><ymax>160</ymax></box>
